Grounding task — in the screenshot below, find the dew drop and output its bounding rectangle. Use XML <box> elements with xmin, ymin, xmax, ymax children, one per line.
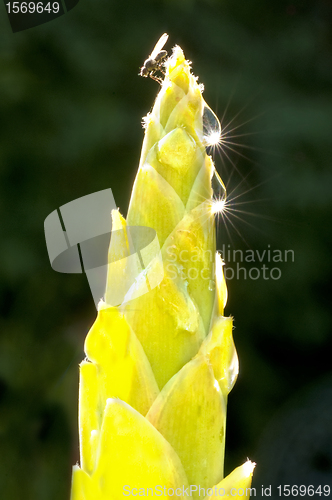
<box><xmin>202</xmin><ymin>103</ymin><xmax>222</xmax><ymax>147</ymax></box>
<box><xmin>211</xmin><ymin>169</ymin><xmax>227</xmax><ymax>214</ymax></box>
<box><xmin>208</xmin><ymin>280</ymin><xmax>215</xmax><ymax>291</ymax></box>
<box><xmin>212</xmin><ymin>169</ymin><xmax>226</xmax><ymax>200</ymax></box>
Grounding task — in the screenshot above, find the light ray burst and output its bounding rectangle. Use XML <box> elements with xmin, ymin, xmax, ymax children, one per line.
<box><xmin>203</xmin><ymin>85</ymin><xmax>291</xmax><ymax>249</ymax></box>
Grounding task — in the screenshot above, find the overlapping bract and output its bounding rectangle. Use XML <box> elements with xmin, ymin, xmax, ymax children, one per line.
<box><xmin>71</xmin><ymin>45</ymin><xmax>254</xmax><ymax>500</ymax></box>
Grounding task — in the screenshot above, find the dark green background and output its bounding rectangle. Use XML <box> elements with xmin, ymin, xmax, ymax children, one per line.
<box><xmin>0</xmin><ymin>1</ymin><xmax>331</xmax><ymax>498</ymax></box>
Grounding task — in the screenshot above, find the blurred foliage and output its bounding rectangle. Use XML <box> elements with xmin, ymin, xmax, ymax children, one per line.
<box><xmin>0</xmin><ymin>0</ymin><xmax>331</xmax><ymax>498</ymax></box>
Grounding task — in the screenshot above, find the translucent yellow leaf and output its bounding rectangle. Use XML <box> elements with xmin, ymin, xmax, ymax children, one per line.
<box><xmin>146</xmin><ymin>356</ymin><xmax>226</xmax><ymax>498</ymax></box>
<box><xmin>154</xmin><ymin>127</ymin><xmax>205</xmax><ymax>206</ymax></box>
<box><xmin>140</xmin><ymin>115</ymin><xmax>166</xmax><ymax>167</ymax></box>
<box><xmin>205</xmin><ymin>461</ymin><xmax>255</xmax><ymax>499</ymax></box>
<box><xmin>215</xmin><ymin>252</ymin><xmax>228</xmax><ymax>315</ymax></box>
<box><xmin>159</xmin><ymin>81</ymin><xmax>186</xmax><ymax>129</ymax></box>
<box><xmin>92</xmin><ymin>399</ymin><xmax>189</xmax><ymax>499</ymax></box>
<box><xmin>127</xmin><ymin>163</ymin><xmax>185</xmax><ymax>248</ymax></box>
<box><xmin>105</xmin><ymin>210</ymin><xmax>148</xmax><ymax>307</ymax></box>
<box><xmin>162</xmin><ymin>201</ymin><xmax>216</xmax><ymax>333</ymax></box>
<box><xmin>122</xmin><ymin>261</ymin><xmax>206</xmax><ymax>389</ymax></box>
<box><xmin>198</xmin><ymin>315</ymin><xmax>238</xmax><ymax>395</ymax></box>
<box><xmin>70</xmin><ymin>465</ymin><xmax>95</xmax><ymax>500</ymax></box>
<box><xmin>84</xmin><ymin>305</ymin><xmax>159</xmax><ymax>416</ymax></box>
<box><xmin>186</xmin><ymin>156</ymin><xmax>214</xmax><ymax>213</ymax></box>
<box><xmin>164</xmin><ymin>89</ymin><xmax>203</xmax><ymax>145</ymax></box>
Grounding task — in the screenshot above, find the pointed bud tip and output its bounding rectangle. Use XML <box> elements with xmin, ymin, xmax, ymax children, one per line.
<box><xmin>243</xmin><ymin>460</ymin><xmax>256</xmax><ymax>476</ymax></box>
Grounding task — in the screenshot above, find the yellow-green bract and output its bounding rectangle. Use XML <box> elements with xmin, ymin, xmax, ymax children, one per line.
<box><xmin>70</xmin><ymin>43</ymin><xmax>255</xmax><ymax>500</ymax></box>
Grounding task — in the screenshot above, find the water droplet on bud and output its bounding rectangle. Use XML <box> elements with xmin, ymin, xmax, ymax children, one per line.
<box><xmin>208</xmin><ymin>280</ymin><xmax>215</xmax><ymax>291</ymax></box>
<box><xmin>203</xmin><ymin>103</ymin><xmax>222</xmax><ymax>147</ymax></box>
<box><xmin>212</xmin><ymin>169</ymin><xmax>226</xmax><ymax>200</ymax></box>
<box><xmin>211</xmin><ymin>169</ymin><xmax>226</xmax><ymax>214</ymax></box>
